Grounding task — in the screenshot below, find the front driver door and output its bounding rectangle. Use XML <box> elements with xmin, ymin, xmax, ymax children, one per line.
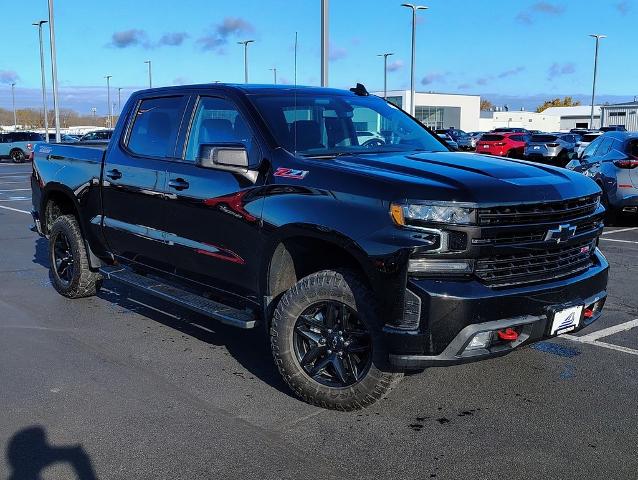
<box><xmin>160</xmin><ymin>95</ymin><xmax>265</xmax><ymax>303</ymax></box>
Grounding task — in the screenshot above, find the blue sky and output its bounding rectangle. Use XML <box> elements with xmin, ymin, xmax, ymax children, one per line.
<box><xmin>1</xmin><ymin>0</ymin><xmax>636</xmax><ymax>114</ymax></box>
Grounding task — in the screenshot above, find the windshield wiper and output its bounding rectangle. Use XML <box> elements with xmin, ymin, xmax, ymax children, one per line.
<box><xmin>300</xmin><ymin>152</ymin><xmax>354</xmax><ymax>159</ymax></box>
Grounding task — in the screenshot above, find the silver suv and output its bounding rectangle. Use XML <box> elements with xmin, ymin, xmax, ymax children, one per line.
<box><xmin>567</xmin><ymin>132</ymin><xmax>638</xmax><ymax>219</ymax></box>
<box><xmin>524</xmin><ymin>133</ymin><xmax>580</xmax><ymax>167</ymax></box>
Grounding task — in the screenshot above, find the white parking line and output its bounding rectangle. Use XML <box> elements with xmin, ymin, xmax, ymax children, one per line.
<box><xmin>0</xmin><ymin>205</ymin><xmax>30</xmax><ymax>214</ymax></box>
<box><xmin>563</xmin><ymin>318</ymin><xmax>638</xmax><ymax>356</ymax></box>
<box><xmin>0</xmin><ymin>181</ymin><xmax>30</xmax><ymax>184</ymax></box>
<box><xmin>599</xmin><ymin>238</ymin><xmax>638</xmax><ymax>245</ymax></box>
<box><xmin>0</xmin><ymin>188</ymin><xmax>30</xmax><ymax>192</ymax></box>
<box><xmin>577</xmin><ymin>318</ymin><xmax>638</xmax><ymax>341</ymax></box>
<box><xmin>0</xmin><ymin>198</ymin><xmax>30</xmax><ymax>202</ymax></box>
<box><xmin>602</xmin><ymin>227</ymin><xmax>638</xmax><ymax>235</ymax></box>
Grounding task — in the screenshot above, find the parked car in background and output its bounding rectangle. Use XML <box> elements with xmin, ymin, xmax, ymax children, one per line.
<box><xmin>437</xmin><ymin>133</ymin><xmax>458</xmax><ymax>150</ymax></box>
<box><xmin>436</xmin><ymin>129</ymin><xmax>472</xmax><ymax>150</ymax></box>
<box><xmin>475</xmin><ymin>132</ymin><xmax>528</xmax><ymax>158</ymax></box>
<box><xmin>524</xmin><ymin>133</ymin><xmax>579</xmax><ymax>167</ymax></box>
<box><xmin>492</xmin><ymin>127</ymin><xmax>528</xmax><ymax>133</ymax></box>
<box><xmin>575</xmin><ymin>131</ymin><xmax>604</xmax><ymax>158</ymax></box>
<box><xmin>567</xmin><ymin>131</ymin><xmax>638</xmax><ymax>219</ymax></box>
<box><xmin>468</xmin><ymin>131</ymin><xmax>485</xmax><ymax>150</ymax></box>
<box><xmin>79</xmin><ymin>129</ymin><xmax>114</xmax><ymax>142</ymax></box>
<box><xmin>356</xmin><ymin>130</ymin><xmax>386</xmax><ymax>147</ymax></box>
<box><xmin>600</xmin><ymin>126</ymin><xmax>627</xmax><ymax>133</ymax></box>
<box><xmin>46</xmin><ymin>133</ymin><xmax>79</xmax><ymax>143</ymax></box>
<box><xmin>0</xmin><ymin>131</ymin><xmax>44</xmax><ymax>163</ymax></box>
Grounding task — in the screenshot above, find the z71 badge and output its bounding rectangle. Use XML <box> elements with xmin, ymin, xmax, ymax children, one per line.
<box><xmin>273</xmin><ymin>167</ymin><xmax>308</xmax><ymax>179</ymax></box>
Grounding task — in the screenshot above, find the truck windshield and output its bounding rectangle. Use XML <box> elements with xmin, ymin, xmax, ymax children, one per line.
<box><xmin>250</xmin><ymin>93</ymin><xmax>447</xmax><ymax>157</ymax></box>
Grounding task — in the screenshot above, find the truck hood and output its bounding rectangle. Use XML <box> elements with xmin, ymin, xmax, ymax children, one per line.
<box><xmin>330</xmin><ymin>151</ymin><xmax>600</xmax><ymax>203</ymax></box>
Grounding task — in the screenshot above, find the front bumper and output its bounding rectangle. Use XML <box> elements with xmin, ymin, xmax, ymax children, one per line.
<box><xmin>385</xmin><ymin>249</ymin><xmax>609</xmax><ymax>369</ymax></box>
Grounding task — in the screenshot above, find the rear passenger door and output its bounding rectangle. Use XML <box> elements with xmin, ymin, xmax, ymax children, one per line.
<box><xmin>101</xmin><ymin>94</ymin><xmax>188</xmax><ymax>271</ymax></box>
<box><xmin>160</xmin><ymin>95</ymin><xmax>265</xmax><ymax>301</ymax></box>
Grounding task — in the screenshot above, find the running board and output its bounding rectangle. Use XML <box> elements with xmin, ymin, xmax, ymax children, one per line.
<box><xmin>99</xmin><ymin>266</ymin><xmax>257</xmax><ymax>329</ymax></box>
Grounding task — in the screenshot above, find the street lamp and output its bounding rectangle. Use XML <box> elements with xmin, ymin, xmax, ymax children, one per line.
<box><xmin>105</xmin><ymin>75</ymin><xmax>112</xmax><ymax>128</ymax></box>
<box><xmin>118</xmin><ymin>87</ymin><xmax>123</xmax><ymax>114</ymax></box>
<box><xmin>401</xmin><ymin>3</ymin><xmax>428</xmax><ymax>117</ymax></box>
<box><xmin>47</xmin><ymin>0</ymin><xmax>61</xmax><ymax>143</ymax></box>
<box><xmin>269</xmin><ymin>67</ymin><xmax>277</xmax><ymax>84</ymax></box>
<box><xmin>33</xmin><ymin>20</ymin><xmax>49</xmax><ymax>142</ymax></box>
<box><xmin>144</xmin><ymin>60</ymin><xmax>152</xmax><ymax>88</ymax></box>
<box><xmin>11</xmin><ymin>83</ymin><xmax>17</xmax><ymax>130</ymax></box>
<box><xmin>377</xmin><ymin>52</ymin><xmax>394</xmax><ymax>99</ymax></box>
<box><xmin>589</xmin><ymin>34</ymin><xmax>606</xmax><ymax>129</ymax></box>
<box><xmin>321</xmin><ymin>0</ymin><xmax>329</xmax><ymax>86</ymax></box>
<box><xmin>237</xmin><ymin>40</ymin><xmax>255</xmax><ymax>83</ymax></box>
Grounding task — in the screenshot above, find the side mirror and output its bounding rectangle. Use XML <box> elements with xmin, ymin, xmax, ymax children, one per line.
<box><xmin>197</xmin><ymin>143</ymin><xmax>257</xmax><ymax>182</ymax></box>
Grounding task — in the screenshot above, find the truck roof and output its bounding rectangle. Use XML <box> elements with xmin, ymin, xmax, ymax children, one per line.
<box><xmin>133</xmin><ymin>83</ymin><xmax>357</xmax><ymax>97</ymax></box>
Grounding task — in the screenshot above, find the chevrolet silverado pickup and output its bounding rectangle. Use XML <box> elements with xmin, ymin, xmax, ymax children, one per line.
<box><xmin>31</xmin><ymin>83</ymin><xmax>609</xmax><ymax>410</ymax></box>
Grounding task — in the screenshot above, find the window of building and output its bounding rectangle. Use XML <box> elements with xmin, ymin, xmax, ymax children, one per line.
<box><xmin>386</xmin><ymin>96</ymin><xmax>403</xmax><ymax>109</ymax></box>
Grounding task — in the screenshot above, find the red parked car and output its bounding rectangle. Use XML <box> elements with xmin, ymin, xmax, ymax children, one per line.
<box><xmin>476</xmin><ymin>132</ymin><xmax>529</xmax><ymax>158</ymax></box>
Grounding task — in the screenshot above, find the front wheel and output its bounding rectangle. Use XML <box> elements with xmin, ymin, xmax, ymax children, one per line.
<box><xmin>10</xmin><ymin>149</ymin><xmax>25</xmax><ymax>163</ymax></box>
<box><xmin>270</xmin><ymin>270</ymin><xmax>403</xmax><ymax>411</ymax></box>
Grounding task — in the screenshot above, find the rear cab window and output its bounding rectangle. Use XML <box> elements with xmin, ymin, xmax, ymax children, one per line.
<box><xmin>126</xmin><ymin>96</ymin><xmax>187</xmax><ymax>158</ymax></box>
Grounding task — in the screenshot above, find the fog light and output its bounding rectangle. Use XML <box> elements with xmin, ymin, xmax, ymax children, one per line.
<box><xmin>466</xmin><ymin>331</ymin><xmax>492</xmax><ymax>351</ymax></box>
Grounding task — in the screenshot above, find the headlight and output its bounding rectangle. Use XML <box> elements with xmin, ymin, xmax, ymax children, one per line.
<box><xmin>391</xmin><ymin>202</ymin><xmax>476</xmax><ymax>226</ymax></box>
<box><xmin>408</xmin><ymin>258</ymin><xmax>474</xmax><ymax>275</ymax></box>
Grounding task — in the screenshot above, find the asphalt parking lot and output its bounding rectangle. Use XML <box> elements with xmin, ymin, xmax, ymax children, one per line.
<box><xmin>1</xmin><ymin>161</ymin><xmax>637</xmax><ymax>480</ymax></box>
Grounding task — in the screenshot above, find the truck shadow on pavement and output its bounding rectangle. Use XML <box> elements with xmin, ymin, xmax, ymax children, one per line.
<box><xmin>6</xmin><ymin>426</ymin><xmax>97</xmax><ymax>480</ymax></box>
<box><xmin>32</xmin><ymin>237</ymin><xmax>292</xmax><ymax>397</ymax></box>
<box><xmin>97</xmin><ymin>282</ymin><xmax>293</xmax><ymax>398</ymax></box>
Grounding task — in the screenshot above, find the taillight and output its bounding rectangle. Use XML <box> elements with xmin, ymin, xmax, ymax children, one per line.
<box><xmin>614</xmin><ymin>159</ymin><xmax>638</xmax><ymax>169</ymax></box>
<box><xmin>494</xmin><ymin>142</ymin><xmax>506</xmax><ymax>146</ymax></box>
<box><xmin>546</xmin><ymin>143</ymin><xmax>559</xmax><ymax>147</ymax></box>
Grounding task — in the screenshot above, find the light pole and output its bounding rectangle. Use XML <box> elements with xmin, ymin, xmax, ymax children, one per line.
<box><xmin>47</xmin><ymin>0</ymin><xmax>61</xmax><ymax>142</ymax></box>
<box><xmin>11</xmin><ymin>83</ymin><xmax>17</xmax><ymax>130</ymax></box>
<box><xmin>105</xmin><ymin>75</ymin><xmax>112</xmax><ymax>128</ymax></box>
<box><xmin>237</xmin><ymin>40</ymin><xmax>254</xmax><ymax>83</ymax></box>
<box><xmin>321</xmin><ymin>0</ymin><xmax>329</xmax><ymax>86</ymax></box>
<box><xmin>144</xmin><ymin>60</ymin><xmax>152</xmax><ymax>88</ymax></box>
<box><xmin>118</xmin><ymin>87</ymin><xmax>123</xmax><ymax>114</ymax></box>
<box><xmin>33</xmin><ymin>20</ymin><xmax>49</xmax><ymax>141</ymax></box>
<box><xmin>589</xmin><ymin>34</ymin><xmax>606</xmax><ymax>129</ymax></box>
<box><xmin>269</xmin><ymin>67</ymin><xmax>277</xmax><ymax>84</ymax></box>
<box><xmin>377</xmin><ymin>52</ymin><xmax>394</xmax><ymax>99</ymax></box>
<box><xmin>401</xmin><ymin>3</ymin><xmax>428</xmax><ymax>117</ymax></box>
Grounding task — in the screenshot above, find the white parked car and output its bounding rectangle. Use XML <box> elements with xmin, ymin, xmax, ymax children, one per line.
<box><xmin>356</xmin><ymin>131</ymin><xmax>386</xmax><ymax>147</ymax></box>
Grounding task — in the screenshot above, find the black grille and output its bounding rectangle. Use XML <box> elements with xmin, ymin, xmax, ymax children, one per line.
<box><xmin>477</xmin><ymin>195</ymin><xmax>600</xmax><ymax>226</ymax></box>
<box><xmin>475</xmin><ymin>218</ymin><xmax>603</xmax><ymax>246</ymax></box>
<box><xmin>475</xmin><ymin>240</ymin><xmax>595</xmax><ymax>287</ymax></box>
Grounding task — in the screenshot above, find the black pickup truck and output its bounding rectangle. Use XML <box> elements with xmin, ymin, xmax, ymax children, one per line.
<box><xmin>31</xmin><ymin>83</ymin><xmax>609</xmax><ymax>410</ymax></box>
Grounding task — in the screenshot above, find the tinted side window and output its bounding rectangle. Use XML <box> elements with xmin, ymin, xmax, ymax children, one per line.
<box><xmin>127</xmin><ymin>96</ymin><xmax>185</xmax><ymax>158</ymax></box>
<box><xmin>185</xmin><ymin>97</ymin><xmax>253</xmax><ymax>161</ymax></box>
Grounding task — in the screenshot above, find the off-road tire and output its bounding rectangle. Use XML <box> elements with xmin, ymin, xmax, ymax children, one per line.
<box><xmin>270</xmin><ymin>270</ymin><xmax>403</xmax><ymax>411</ymax></box>
<box><xmin>49</xmin><ymin>215</ymin><xmax>102</xmax><ymax>298</ymax></box>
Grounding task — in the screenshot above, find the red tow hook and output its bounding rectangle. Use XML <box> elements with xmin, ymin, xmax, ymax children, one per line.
<box><xmin>497</xmin><ymin>328</ymin><xmax>519</xmax><ymax>342</ymax></box>
<box><xmin>584</xmin><ymin>308</ymin><xmax>594</xmax><ymax>319</ymax></box>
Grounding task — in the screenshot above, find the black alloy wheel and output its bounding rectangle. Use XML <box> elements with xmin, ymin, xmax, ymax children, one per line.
<box><xmin>52</xmin><ymin>231</ymin><xmax>75</xmax><ymax>286</ymax></box>
<box><xmin>293</xmin><ymin>301</ymin><xmax>372</xmax><ymax>388</ymax></box>
<box><xmin>10</xmin><ymin>149</ymin><xmax>25</xmax><ymax>163</ymax></box>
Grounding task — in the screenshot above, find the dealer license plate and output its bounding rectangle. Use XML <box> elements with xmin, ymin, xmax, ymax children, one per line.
<box><xmin>550</xmin><ymin>306</ymin><xmax>583</xmax><ymax>335</ymax></box>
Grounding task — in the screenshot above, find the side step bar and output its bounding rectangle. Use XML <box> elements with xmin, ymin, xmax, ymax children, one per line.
<box><xmin>99</xmin><ymin>266</ymin><xmax>257</xmax><ymax>329</ymax></box>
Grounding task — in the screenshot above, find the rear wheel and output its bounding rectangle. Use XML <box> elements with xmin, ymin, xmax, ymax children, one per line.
<box><xmin>49</xmin><ymin>215</ymin><xmax>102</xmax><ymax>298</ymax></box>
<box><xmin>10</xmin><ymin>149</ymin><xmax>25</xmax><ymax>163</ymax></box>
<box><xmin>270</xmin><ymin>270</ymin><xmax>403</xmax><ymax>410</ymax></box>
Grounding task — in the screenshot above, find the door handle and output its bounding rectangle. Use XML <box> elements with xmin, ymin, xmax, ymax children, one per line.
<box><xmin>106</xmin><ymin>169</ymin><xmax>122</xmax><ymax>180</ymax></box>
<box><xmin>168</xmin><ymin>178</ymin><xmax>189</xmax><ymax>190</ymax></box>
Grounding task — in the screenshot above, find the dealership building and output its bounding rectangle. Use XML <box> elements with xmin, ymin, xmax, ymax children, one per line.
<box><xmin>542</xmin><ymin>105</ymin><xmax>602</xmax><ymax>130</ymax></box>
<box><xmin>377</xmin><ymin>90</ymin><xmax>481</xmax><ymax>132</ymax></box>
<box><xmin>479</xmin><ymin>110</ymin><xmax>560</xmax><ymax>132</ymax></box>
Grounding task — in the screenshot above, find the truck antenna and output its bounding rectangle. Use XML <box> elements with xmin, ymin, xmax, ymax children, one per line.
<box><xmin>293</xmin><ymin>31</ymin><xmax>298</xmax><ymax>154</ymax></box>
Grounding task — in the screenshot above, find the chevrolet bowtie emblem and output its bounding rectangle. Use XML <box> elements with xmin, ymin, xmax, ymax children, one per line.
<box><xmin>545</xmin><ymin>224</ymin><xmax>577</xmax><ymax>243</ymax></box>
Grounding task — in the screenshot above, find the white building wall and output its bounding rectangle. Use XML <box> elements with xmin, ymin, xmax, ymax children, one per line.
<box><xmin>479</xmin><ymin>111</ymin><xmax>560</xmax><ymax>132</ymax></box>
<box><xmin>376</xmin><ymin>90</ymin><xmax>481</xmax><ymax>132</ymax></box>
